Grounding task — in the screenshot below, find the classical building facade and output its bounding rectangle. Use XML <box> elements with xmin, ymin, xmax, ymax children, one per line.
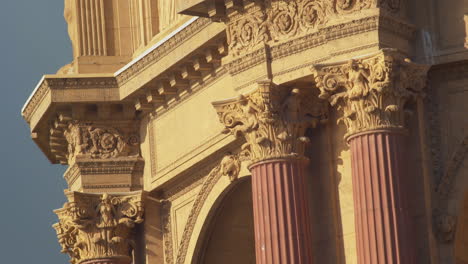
<box><xmin>21</xmin><ymin>0</ymin><xmax>468</xmax><ymax>263</ymax></box>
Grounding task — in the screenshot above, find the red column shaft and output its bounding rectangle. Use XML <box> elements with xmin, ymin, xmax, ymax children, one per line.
<box><xmin>80</xmin><ymin>258</ymin><xmax>131</xmax><ymax>264</ymax></box>
<box><xmin>349</xmin><ymin>131</ymin><xmax>414</xmax><ymax>264</ymax></box>
<box><xmin>250</xmin><ymin>158</ymin><xmax>313</xmax><ymax>264</ymax></box>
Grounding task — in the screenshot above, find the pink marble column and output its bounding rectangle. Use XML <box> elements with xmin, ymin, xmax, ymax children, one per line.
<box><xmin>80</xmin><ymin>258</ymin><xmax>131</xmax><ymax>264</ymax></box>
<box><xmin>349</xmin><ymin>131</ymin><xmax>414</xmax><ymax>264</ymax></box>
<box><xmin>250</xmin><ymin>158</ymin><xmax>313</xmax><ymax>264</ymax></box>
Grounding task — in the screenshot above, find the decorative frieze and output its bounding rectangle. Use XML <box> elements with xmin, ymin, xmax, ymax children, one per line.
<box><xmin>226</xmin><ymin>0</ymin><xmax>403</xmax><ymax>57</ymax></box>
<box><xmin>53</xmin><ymin>191</ymin><xmax>146</xmax><ymax>264</ymax></box>
<box><xmin>63</xmin><ymin>123</ymin><xmax>140</xmax><ymax>164</ymax></box>
<box><xmin>49</xmin><ymin>113</ymin><xmax>140</xmax><ymax>165</ymax></box>
<box><xmin>311</xmin><ymin>49</ymin><xmax>428</xmax><ymax>139</ymax></box>
<box><xmin>212</xmin><ymin>80</ymin><xmax>327</xmax><ymax>163</ymax></box>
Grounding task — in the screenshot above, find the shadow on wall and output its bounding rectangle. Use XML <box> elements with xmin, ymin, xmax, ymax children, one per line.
<box><xmin>412</xmin><ymin>0</ymin><xmax>468</xmax><ymax>64</ymax></box>
<box><xmin>305</xmin><ymin>108</ymin><xmax>349</xmax><ymax>264</ymax></box>
<box><xmin>196</xmin><ymin>177</ymin><xmax>256</xmax><ymax>264</ymax></box>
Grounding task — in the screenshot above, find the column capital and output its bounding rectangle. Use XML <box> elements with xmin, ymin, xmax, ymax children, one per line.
<box><xmin>311</xmin><ymin>49</ymin><xmax>429</xmax><ymax>140</ymax></box>
<box><xmin>53</xmin><ymin>191</ymin><xmax>146</xmax><ymax>264</ymax></box>
<box><xmin>212</xmin><ymin>80</ymin><xmax>327</xmax><ymax>164</ymax></box>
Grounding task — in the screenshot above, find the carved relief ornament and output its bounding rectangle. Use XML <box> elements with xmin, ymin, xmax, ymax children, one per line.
<box><xmin>62</xmin><ymin>123</ymin><xmax>140</xmax><ymax>164</ymax></box>
<box><xmin>212</xmin><ymin>80</ymin><xmax>327</xmax><ymax>164</ymax></box>
<box><xmin>53</xmin><ymin>191</ymin><xmax>145</xmax><ymax>264</ymax></box>
<box><xmin>226</xmin><ymin>0</ymin><xmax>401</xmax><ymax>56</ymax></box>
<box><xmin>311</xmin><ymin>49</ymin><xmax>429</xmax><ymax>140</ymax></box>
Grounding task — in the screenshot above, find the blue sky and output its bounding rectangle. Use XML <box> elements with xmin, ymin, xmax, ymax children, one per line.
<box><xmin>0</xmin><ymin>1</ymin><xmax>71</xmax><ymax>262</ymax></box>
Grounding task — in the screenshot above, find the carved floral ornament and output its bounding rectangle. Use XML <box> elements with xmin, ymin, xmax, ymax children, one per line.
<box><xmin>62</xmin><ymin>123</ymin><xmax>140</xmax><ymax>164</ymax></box>
<box><xmin>212</xmin><ymin>80</ymin><xmax>327</xmax><ymax>164</ymax></box>
<box><xmin>311</xmin><ymin>49</ymin><xmax>429</xmax><ymax>140</ymax></box>
<box><xmin>227</xmin><ymin>0</ymin><xmax>401</xmax><ymax>56</ymax></box>
<box><xmin>53</xmin><ymin>191</ymin><xmax>146</xmax><ymax>264</ymax></box>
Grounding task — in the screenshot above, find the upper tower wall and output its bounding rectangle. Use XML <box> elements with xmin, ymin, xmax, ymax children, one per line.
<box><xmin>61</xmin><ymin>0</ymin><xmax>186</xmax><ymax>74</ymax></box>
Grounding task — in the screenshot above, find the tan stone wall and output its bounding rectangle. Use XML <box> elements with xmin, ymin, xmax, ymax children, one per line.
<box><xmin>60</xmin><ymin>0</ymin><xmax>191</xmax><ymax>74</ymax></box>
<box><xmin>143</xmin><ymin>73</ymin><xmax>238</xmax><ymax>190</ymax></box>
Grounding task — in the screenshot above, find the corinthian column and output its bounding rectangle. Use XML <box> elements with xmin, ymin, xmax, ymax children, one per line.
<box><xmin>47</xmin><ymin>106</ymin><xmax>146</xmax><ymax>264</ymax></box>
<box><xmin>54</xmin><ymin>191</ymin><xmax>145</xmax><ymax>264</ymax></box>
<box><xmin>312</xmin><ymin>49</ymin><xmax>429</xmax><ymax>264</ymax></box>
<box><xmin>212</xmin><ymin>80</ymin><xmax>327</xmax><ymax>264</ymax></box>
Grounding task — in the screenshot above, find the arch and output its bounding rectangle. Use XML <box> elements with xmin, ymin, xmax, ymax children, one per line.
<box><xmin>436</xmin><ymin>134</ymin><xmax>468</xmax><ymax>209</ymax></box>
<box><xmin>172</xmin><ymin>154</ymin><xmax>251</xmax><ymax>264</ymax></box>
<box><xmin>196</xmin><ymin>178</ymin><xmax>255</xmax><ymax>263</ymax></box>
<box><xmin>434</xmin><ymin>133</ymin><xmax>468</xmax><ymax>263</ymax></box>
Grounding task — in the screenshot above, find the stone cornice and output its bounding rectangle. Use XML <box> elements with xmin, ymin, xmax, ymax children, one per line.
<box><xmin>64</xmin><ymin>157</ymin><xmax>144</xmax><ymax>192</ymax></box>
<box><xmin>179</xmin><ymin>0</ymin><xmax>405</xmax><ymax>21</ymax></box>
<box><xmin>22</xmin><ymin>75</ymin><xmax>118</xmax><ymax>126</ymax></box>
<box><xmin>115</xmin><ymin>18</ymin><xmax>212</xmax><ymax>86</ymax></box>
<box><xmin>22</xmin><ymin>18</ymin><xmax>225</xmax><ymax>129</ymax></box>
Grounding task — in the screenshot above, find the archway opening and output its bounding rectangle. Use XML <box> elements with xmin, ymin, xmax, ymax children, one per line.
<box><xmin>197</xmin><ymin>178</ymin><xmax>255</xmax><ymax>264</ymax></box>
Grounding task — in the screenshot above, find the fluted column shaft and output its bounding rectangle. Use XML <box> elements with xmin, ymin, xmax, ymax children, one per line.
<box><xmin>250</xmin><ymin>158</ymin><xmax>313</xmax><ymax>264</ymax></box>
<box><xmin>349</xmin><ymin>131</ymin><xmax>414</xmax><ymax>264</ymax></box>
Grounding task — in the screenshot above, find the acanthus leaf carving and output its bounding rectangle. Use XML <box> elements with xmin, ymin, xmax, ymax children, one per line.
<box><xmin>311</xmin><ymin>49</ymin><xmax>428</xmax><ymax>139</ymax></box>
<box><xmin>53</xmin><ymin>191</ymin><xmax>145</xmax><ymax>264</ymax></box>
<box><xmin>212</xmin><ymin>80</ymin><xmax>327</xmax><ymax>163</ymax></box>
<box><xmin>335</xmin><ymin>0</ymin><xmax>371</xmax><ymax>14</ymax></box>
<box><xmin>227</xmin><ymin>7</ymin><xmax>270</xmax><ymax>57</ymax></box>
